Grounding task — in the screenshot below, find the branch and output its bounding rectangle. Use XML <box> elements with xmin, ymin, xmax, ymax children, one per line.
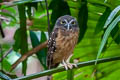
<box><xmin>11</xmin><ymin>41</ymin><xmax>48</xmax><ymax>71</ymax></box>
<box><xmin>0</xmin><ymin>47</ymin><xmax>12</xmax><ymax>62</ymax></box>
<box><xmin>12</xmin><ymin>56</ymin><xmax>120</xmax><ymax>80</ymax></box>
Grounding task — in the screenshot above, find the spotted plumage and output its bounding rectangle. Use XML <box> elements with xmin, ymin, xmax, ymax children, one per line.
<box><xmin>47</xmin><ymin>15</ymin><xmax>79</xmax><ymax>69</ymax></box>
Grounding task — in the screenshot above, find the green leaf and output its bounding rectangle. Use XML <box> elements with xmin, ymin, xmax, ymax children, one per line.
<box><xmin>104</xmin><ymin>5</ymin><xmax>120</xmax><ymax>28</ymax></box>
<box><xmin>40</xmin><ymin>31</ymin><xmax>47</xmax><ymax>69</ymax></box>
<box><xmin>31</xmin><ymin>17</ymin><xmax>48</xmax><ymax>31</ymax></box>
<box><xmin>26</xmin><ymin>2</ymin><xmax>38</xmax><ymax>10</ymax></box>
<box><xmin>13</xmin><ymin>28</ymin><xmax>21</xmax><ymax>51</ymax></box>
<box><xmin>13</xmin><ymin>0</ymin><xmax>33</xmax><ymax>5</ymax></box>
<box><xmin>0</xmin><ymin>12</ymin><xmax>16</xmax><ymax>21</ymax></box>
<box><xmin>2</xmin><ymin>0</ymin><xmax>41</xmax><ymax>8</ymax></box>
<box><xmin>94</xmin><ymin>7</ymin><xmax>111</xmax><ymax>34</ymax></box>
<box><xmin>77</xmin><ymin>0</ymin><xmax>88</xmax><ymax>42</ymax></box>
<box><xmin>30</xmin><ymin>31</ymin><xmax>47</xmax><ymax>69</ymax></box>
<box><xmin>0</xmin><ymin>59</ymin><xmax>11</xmax><ymax>72</ymax></box>
<box><xmin>111</xmin><ymin>24</ymin><xmax>120</xmax><ymax>44</ymax></box>
<box><xmin>88</xmin><ymin>0</ymin><xmax>110</xmax><ymax>8</ymax></box>
<box><xmin>30</xmin><ymin>31</ymin><xmax>40</xmax><ymax>47</ymax></box>
<box><xmin>26</xmin><ymin>2</ymin><xmax>38</xmax><ymax>19</ymax></box>
<box><xmin>95</xmin><ymin>15</ymin><xmax>120</xmax><ymax>64</ymax></box>
<box><xmin>49</xmin><ymin>0</ymin><xmax>71</xmax><ymax>31</ymax></box>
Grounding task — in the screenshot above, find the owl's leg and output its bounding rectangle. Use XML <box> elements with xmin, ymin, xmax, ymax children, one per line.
<box><xmin>66</xmin><ymin>54</ymin><xmax>78</xmax><ymax>69</ymax></box>
<box><xmin>66</xmin><ymin>54</ymin><xmax>73</xmax><ymax>63</ymax></box>
<box><xmin>62</xmin><ymin>60</ymin><xmax>77</xmax><ymax>70</ymax></box>
<box><xmin>62</xmin><ymin>54</ymin><xmax>77</xmax><ymax>70</ymax></box>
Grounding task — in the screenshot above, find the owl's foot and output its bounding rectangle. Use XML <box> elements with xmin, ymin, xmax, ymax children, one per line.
<box><xmin>62</xmin><ymin>60</ymin><xmax>77</xmax><ymax>70</ymax></box>
<box><xmin>67</xmin><ymin>63</ymin><xmax>77</xmax><ymax>69</ymax></box>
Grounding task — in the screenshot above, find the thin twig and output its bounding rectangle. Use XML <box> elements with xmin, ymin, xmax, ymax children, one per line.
<box><xmin>45</xmin><ymin>0</ymin><xmax>51</xmax><ymax>36</ymax></box>
<box><xmin>11</xmin><ymin>41</ymin><xmax>48</xmax><ymax>71</ymax></box>
<box><xmin>0</xmin><ymin>21</ymin><xmax>5</xmax><ymax>38</ymax></box>
<box><xmin>0</xmin><ymin>47</ymin><xmax>13</xmax><ymax>62</ymax></box>
<box><xmin>12</xmin><ymin>56</ymin><xmax>120</xmax><ymax>80</ymax></box>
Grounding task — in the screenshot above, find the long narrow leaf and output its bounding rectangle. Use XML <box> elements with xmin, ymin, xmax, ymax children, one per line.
<box><xmin>49</xmin><ymin>0</ymin><xmax>71</xmax><ymax>31</ymax></box>
<box><xmin>94</xmin><ymin>7</ymin><xmax>111</xmax><ymax>34</ymax></box>
<box><xmin>30</xmin><ymin>31</ymin><xmax>47</xmax><ymax>69</ymax></box>
<box><xmin>104</xmin><ymin>6</ymin><xmax>120</xmax><ymax>28</ymax></box>
<box><xmin>95</xmin><ymin>15</ymin><xmax>120</xmax><ymax>64</ymax></box>
<box><xmin>78</xmin><ymin>0</ymin><xmax>88</xmax><ymax>42</ymax></box>
<box><xmin>111</xmin><ymin>24</ymin><xmax>120</xmax><ymax>44</ymax></box>
<box><xmin>0</xmin><ymin>12</ymin><xmax>16</xmax><ymax>21</ymax></box>
<box><xmin>2</xmin><ymin>0</ymin><xmax>43</xmax><ymax>8</ymax></box>
<box><xmin>18</xmin><ymin>4</ymin><xmax>28</xmax><ymax>75</ymax></box>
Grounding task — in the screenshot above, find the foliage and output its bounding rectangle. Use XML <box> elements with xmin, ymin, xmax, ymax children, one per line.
<box><xmin>0</xmin><ymin>0</ymin><xmax>120</xmax><ymax>80</ymax></box>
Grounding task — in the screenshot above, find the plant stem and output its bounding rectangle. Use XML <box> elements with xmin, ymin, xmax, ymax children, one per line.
<box><xmin>0</xmin><ymin>22</ymin><xmax>5</xmax><ymax>38</ymax></box>
<box><xmin>45</xmin><ymin>0</ymin><xmax>50</xmax><ymax>36</ymax></box>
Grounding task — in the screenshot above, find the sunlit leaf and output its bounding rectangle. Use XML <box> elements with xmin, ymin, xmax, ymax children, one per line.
<box><xmin>0</xmin><ymin>12</ymin><xmax>16</xmax><ymax>21</ymax></box>
<box><xmin>30</xmin><ymin>17</ymin><xmax>48</xmax><ymax>31</ymax></box>
<box><xmin>96</xmin><ymin>15</ymin><xmax>120</xmax><ymax>64</ymax></box>
<box><xmin>104</xmin><ymin>5</ymin><xmax>120</xmax><ymax>28</ymax></box>
<box><xmin>0</xmin><ymin>59</ymin><xmax>11</xmax><ymax>72</ymax></box>
<box><xmin>26</xmin><ymin>2</ymin><xmax>38</xmax><ymax>19</ymax></box>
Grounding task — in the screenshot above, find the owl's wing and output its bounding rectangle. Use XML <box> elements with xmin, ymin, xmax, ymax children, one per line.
<box><xmin>47</xmin><ymin>28</ymin><xmax>59</xmax><ymax>69</ymax></box>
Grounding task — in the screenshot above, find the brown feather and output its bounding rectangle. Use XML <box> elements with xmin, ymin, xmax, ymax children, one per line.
<box><xmin>47</xmin><ymin>28</ymin><xmax>79</xmax><ymax>69</ymax></box>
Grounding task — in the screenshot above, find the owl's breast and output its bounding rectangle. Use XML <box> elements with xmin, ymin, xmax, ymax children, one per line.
<box><xmin>53</xmin><ymin>29</ymin><xmax>79</xmax><ymax>64</ymax></box>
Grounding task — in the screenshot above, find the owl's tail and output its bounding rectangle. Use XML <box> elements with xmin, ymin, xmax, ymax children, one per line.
<box><xmin>47</xmin><ymin>75</ymin><xmax>52</xmax><ymax>80</ymax></box>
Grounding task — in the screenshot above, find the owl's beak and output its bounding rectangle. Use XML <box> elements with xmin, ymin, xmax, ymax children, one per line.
<box><xmin>64</xmin><ymin>19</ymin><xmax>72</xmax><ymax>30</ymax></box>
<box><xmin>67</xmin><ymin>24</ymin><xmax>70</xmax><ymax>30</ymax></box>
<box><xmin>66</xmin><ymin>23</ymin><xmax>72</xmax><ymax>30</ymax></box>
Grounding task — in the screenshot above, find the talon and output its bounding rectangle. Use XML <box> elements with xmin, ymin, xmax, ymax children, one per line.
<box><xmin>67</xmin><ymin>63</ymin><xmax>73</xmax><ymax>69</ymax></box>
<box><xmin>62</xmin><ymin>60</ymin><xmax>77</xmax><ymax>70</ymax></box>
<box><xmin>67</xmin><ymin>63</ymin><xmax>77</xmax><ymax>69</ymax></box>
<box><xmin>62</xmin><ymin>60</ymin><xmax>68</xmax><ymax>70</ymax></box>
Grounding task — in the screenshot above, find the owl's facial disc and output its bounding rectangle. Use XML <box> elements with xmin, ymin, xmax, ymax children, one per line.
<box><xmin>55</xmin><ymin>15</ymin><xmax>78</xmax><ymax>31</ymax></box>
<box><xmin>64</xmin><ymin>19</ymin><xmax>75</xmax><ymax>30</ymax></box>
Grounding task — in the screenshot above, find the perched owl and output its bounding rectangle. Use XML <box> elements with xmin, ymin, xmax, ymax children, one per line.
<box><xmin>47</xmin><ymin>15</ymin><xmax>79</xmax><ymax>70</ymax></box>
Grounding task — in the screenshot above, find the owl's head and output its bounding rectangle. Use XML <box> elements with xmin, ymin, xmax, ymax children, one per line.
<box><xmin>55</xmin><ymin>15</ymin><xmax>79</xmax><ymax>31</ymax></box>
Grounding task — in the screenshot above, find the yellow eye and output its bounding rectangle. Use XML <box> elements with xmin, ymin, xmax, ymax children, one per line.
<box><xmin>60</xmin><ymin>21</ymin><xmax>66</xmax><ymax>24</ymax></box>
<box><xmin>71</xmin><ymin>21</ymin><xmax>75</xmax><ymax>25</ymax></box>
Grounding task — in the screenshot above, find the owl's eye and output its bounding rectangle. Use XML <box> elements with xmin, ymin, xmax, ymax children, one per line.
<box><xmin>71</xmin><ymin>21</ymin><xmax>75</xmax><ymax>25</ymax></box>
<box><xmin>60</xmin><ymin>21</ymin><xmax>66</xmax><ymax>24</ymax></box>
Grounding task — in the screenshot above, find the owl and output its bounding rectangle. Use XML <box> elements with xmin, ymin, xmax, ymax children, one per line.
<box><xmin>47</xmin><ymin>15</ymin><xmax>79</xmax><ymax>70</ymax></box>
